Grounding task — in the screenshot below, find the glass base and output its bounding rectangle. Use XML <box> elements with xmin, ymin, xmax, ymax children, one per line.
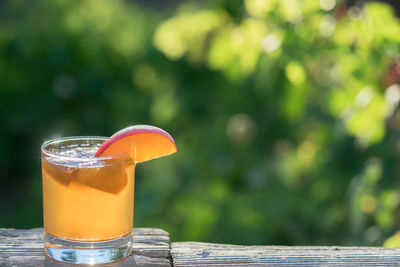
<box><xmin>44</xmin><ymin>232</ymin><xmax>133</xmax><ymax>265</ymax></box>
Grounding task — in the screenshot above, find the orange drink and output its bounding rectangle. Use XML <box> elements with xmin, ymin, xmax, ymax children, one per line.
<box><xmin>41</xmin><ymin>137</ymin><xmax>135</xmax><ymax>264</ymax></box>
<box><xmin>42</xmin><ymin>138</ymin><xmax>134</xmax><ymax>241</ymax></box>
<box><xmin>41</xmin><ymin>126</ymin><xmax>177</xmax><ymax>265</ymax></box>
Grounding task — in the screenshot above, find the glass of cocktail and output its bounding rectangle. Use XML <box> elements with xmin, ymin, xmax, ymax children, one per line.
<box><xmin>41</xmin><ymin>126</ymin><xmax>177</xmax><ymax>264</ymax></box>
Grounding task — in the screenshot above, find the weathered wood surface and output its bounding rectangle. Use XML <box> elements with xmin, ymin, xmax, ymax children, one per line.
<box><xmin>171</xmin><ymin>242</ymin><xmax>400</xmax><ymax>266</ymax></box>
<box><xmin>0</xmin><ymin>228</ymin><xmax>171</xmax><ymax>266</ymax></box>
<box><xmin>4</xmin><ymin>228</ymin><xmax>400</xmax><ymax>266</ymax></box>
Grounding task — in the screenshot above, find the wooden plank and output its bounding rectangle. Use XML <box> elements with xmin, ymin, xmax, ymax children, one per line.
<box><xmin>0</xmin><ymin>228</ymin><xmax>171</xmax><ymax>266</ymax></box>
<box><xmin>0</xmin><ymin>254</ymin><xmax>170</xmax><ymax>267</ymax></box>
<box><xmin>171</xmin><ymin>242</ymin><xmax>400</xmax><ymax>266</ymax></box>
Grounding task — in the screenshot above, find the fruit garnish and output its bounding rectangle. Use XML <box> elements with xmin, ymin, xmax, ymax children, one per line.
<box><xmin>95</xmin><ymin>125</ymin><xmax>177</xmax><ymax>163</ymax></box>
<box><xmin>75</xmin><ymin>163</ymin><xmax>129</xmax><ymax>194</ymax></box>
<box><xmin>42</xmin><ymin>159</ymin><xmax>77</xmax><ymax>186</ymax></box>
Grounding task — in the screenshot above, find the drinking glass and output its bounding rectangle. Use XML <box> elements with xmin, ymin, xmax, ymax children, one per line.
<box><xmin>41</xmin><ymin>137</ymin><xmax>135</xmax><ymax>264</ymax></box>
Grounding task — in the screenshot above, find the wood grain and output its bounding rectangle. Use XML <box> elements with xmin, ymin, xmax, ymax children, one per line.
<box><xmin>171</xmin><ymin>242</ymin><xmax>400</xmax><ymax>266</ymax></box>
<box><xmin>5</xmin><ymin>228</ymin><xmax>400</xmax><ymax>266</ymax></box>
<box><xmin>0</xmin><ymin>228</ymin><xmax>171</xmax><ymax>266</ymax></box>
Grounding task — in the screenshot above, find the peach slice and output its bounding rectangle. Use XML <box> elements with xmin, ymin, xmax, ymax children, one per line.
<box><xmin>74</xmin><ymin>162</ymin><xmax>130</xmax><ymax>194</ymax></box>
<box><xmin>95</xmin><ymin>125</ymin><xmax>177</xmax><ymax>163</ymax></box>
<box><xmin>42</xmin><ymin>159</ymin><xmax>77</xmax><ymax>186</ymax></box>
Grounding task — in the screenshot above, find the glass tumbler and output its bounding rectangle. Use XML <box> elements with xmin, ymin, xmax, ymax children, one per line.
<box><xmin>41</xmin><ymin>137</ymin><xmax>135</xmax><ymax>264</ymax></box>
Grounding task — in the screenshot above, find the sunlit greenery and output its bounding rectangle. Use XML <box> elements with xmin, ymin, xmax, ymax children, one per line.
<box><xmin>2</xmin><ymin>0</ymin><xmax>400</xmax><ymax>246</ymax></box>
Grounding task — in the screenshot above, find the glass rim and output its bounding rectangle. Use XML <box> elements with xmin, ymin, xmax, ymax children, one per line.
<box><xmin>41</xmin><ymin>136</ymin><xmax>130</xmax><ymax>161</ymax></box>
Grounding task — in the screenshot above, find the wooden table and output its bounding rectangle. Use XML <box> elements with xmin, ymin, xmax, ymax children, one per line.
<box><xmin>2</xmin><ymin>228</ymin><xmax>400</xmax><ymax>266</ymax></box>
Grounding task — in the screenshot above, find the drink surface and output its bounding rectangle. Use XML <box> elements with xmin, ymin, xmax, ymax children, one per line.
<box><xmin>42</xmin><ymin>142</ymin><xmax>135</xmax><ymax>241</ymax></box>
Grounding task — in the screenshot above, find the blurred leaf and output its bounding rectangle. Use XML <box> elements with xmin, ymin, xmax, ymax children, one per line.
<box><xmin>153</xmin><ymin>10</ymin><xmax>227</xmax><ymax>60</ymax></box>
<box><xmin>384</xmin><ymin>232</ymin><xmax>400</xmax><ymax>247</ymax></box>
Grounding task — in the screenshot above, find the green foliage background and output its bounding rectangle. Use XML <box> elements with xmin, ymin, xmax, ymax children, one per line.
<box><xmin>2</xmin><ymin>0</ymin><xmax>400</xmax><ymax>246</ymax></box>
